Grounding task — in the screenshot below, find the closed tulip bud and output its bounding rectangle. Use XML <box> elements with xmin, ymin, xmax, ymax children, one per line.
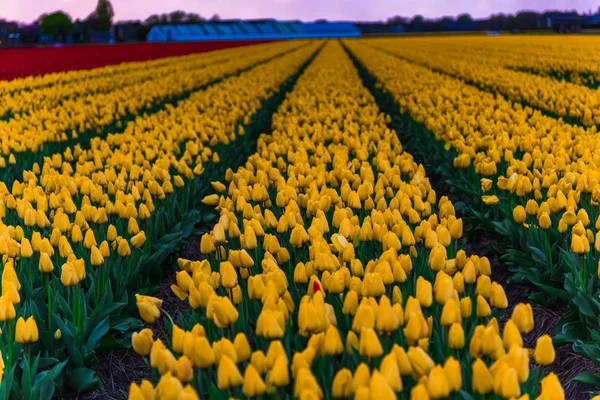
<box><xmin>269</xmin><ymin>355</ymin><xmax>290</xmax><ymax>387</ymax></box>
<box><xmin>513</xmin><ymin>206</ymin><xmax>526</xmax><ymax>224</ymax></box>
<box><xmin>539</xmin><ymin>373</ymin><xmax>564</xmax><ymax>400</ymax></box>
<box><xmin>99</xmin><ymin>240</ymin><xmax>110</xmax><ymax>258</ymax></box>
<box><xmin>332</xmin><ymin>368</ymin><xmax>354</xmax><ymax>398</ymax></box>
<box><xmin>342</xmin><ymin>290</ymin><xmax>359</xmax><ymax>315</ymax></box>
<box><xmin>376</xmin><ymin>296</ymin><xmax>400</xmax><ymax>333</ymax></box>
<box><xmin>361</xmin><ymin>272</ymin><xmax>385</xmax><ymax>297</ymax></box>
<box><xmin>407</xmin><ymin>346</ymin><xmax>434</xmax><ymax>377</ymax></box>
<box><xmin>448</xmin><ymin>322</ymin><xmax>465</xmax><ymax>349</ymax></box>
<box><xmin>410</xmin><ymin>383</ymin><xmax>429</xmax><ymax>400</ymax></box>
<box><xmin>174</xmin><ymin>356</ymin><xmax>193</xmax><ymax>383</ymax></box>
<box><xmin>391</xmin><ymin>344</ymin><xmax>412</xmax><ymax>375</ymax></box>
<box><xmin>16</xmin><ymin>316</ymin><xmax>39</xmax><ymax>344</ymax></box>
<box><xmin>444</xmin><ymin>357</ymin><xmax>462</xmax><ymax>392</ymax></box>
<box><xmin>211</xmin><ymin>296</ymin><xmax>238</xmax><ymax>328</ymax></box>
<box><xmin>20</xmin><ymin>238</ymin><xmax>33</xmax><ymax>258</ymax></box>
<box><xmin>434</xmin><ymin>272</ymin><xmax>454</xmax><ymax>305</ymax></box>
<box><xmin>503</xmin><ymin>319</ymin><xmax>523</xmax><ymax>350</ymax></box>
<box><xmin>0</xmin><ymin>295</ymin><xmax>15</xmax><ymax>321</ymax></box>
<box><xmin>511</xmin><ymin>303</ymin><xmax>534</xmax><ymax>333</ymax></box>
<box><xmin>90</xmin><ymin>245</ymin><xmax>104</xmax><ymax>266</ymax></box>
<box><xmin>61</xmin><ymin>262</ymin><xmax>79</xmax><ymax>287</ymax></box>
<box><xmin>118</xmin><ymin>239</ymin><xmax>131</xmax><ymax>257</ymax></box>
<box><xmin>200</xmin><ymin>234</ymin><xmax>215</xmax><ymax>254</ymax></box>
<box><xmin>534</xmin><ymin>334</ymin><xmax>555</xmax><ymax>365</ymax></box>
<box><xmin>219</xmin><ymin>262</ymin><xmax>237</xmax><ymax>289</ymax></box>
<box><xmin>131</xmin><ymin>231</ymin><xmax>146</xmax><ymax>248</ymax></box>
<box><xmin>354</xmin><ymin>387</ymin><xmax>369</xmax><ymax>400</ymax></box>
<box><xmin>416</xmin><ymin>277</ymin><xmax>433</xmax><ymax>307</ymax></box>
<box><xmin>428</xmin><ymin>245</ymin><xmax>446</xmax><ymax>271</ymax></box>
<box><xmin>2</xmin><ymin>280</ymin><xmax>19</xmax><ymax>304</ymax></box>
<box><xmin>452</xmin><ymin>272</ymin><xmax>464</xmax><ymax>293</ymax></box>
<box><xmin>135</xmin><ymin>294</ymin><xmax>162</xmax><ymax>324</ymax></box>
<box><xmin>233</xmin><ymin>333</ymin><xmax>251</xmax><ymax>362</ymax></box>
<box><xmin>460</xmin><ymin>297</ymin><xmax>472</xmax><ymax>318</ymax></box>
<box><xmin>213</xmin><ymin>223</ymin><xmax>226</xmax><ymax>244</ymax></box>
<box><xmin>496</xmin><ymin>367</ymin><xmax>520</xmax><ymax>398</ymax></box>
<box><xmin>539</xmin><ymin>212</ymin><xmax>552</xmax><ymax>229</ymax></box>
<box><xmin>472</xmin><ymin>358</ymin><xmax>493</xmax><ymax>394</ymax></box>
<box><xmin>242</xmin><ymin>364</ymin><xmax>266</xmax><ymax>397</ymax></box>
<box><xmin>346</xmin><ymin>331</ymin><xmax>359</xmax><ymax>354</ymax></box>
<box><xmin>571</xmin><ymin>234</ymin><xmax>586</xmax><ymax>254</ymax></box>
<box><xmin>247</xmin><ymin>351</ymin><xmax>267</xmax><ymax>376</ymax></box>
<box><xmin>359</xmin><ymin>327</ymin><xmax>383</xmax><ymax>359</ymax></box>
<box><xmin>156</xmin><ymin>372</ymin><xmax>183</xmax><ymax>400</ymax></box>
<box><xmin>243</xmin><ymin>227</ymin><xmax>258</xmax><ymax>250</ymax></box>
<box><xmin>129</xmin><ymin>381</ymin><xmax>152</xmax><ymax>400</ymax></box>
<box><xmin>39</xmin><ymin>252</ymin><xmax>54</xmax><ymax>273</ymax></box>
<box><xmin>84</xmin><ymin>229</ymin><xmax>97</xmax><ymax>250</ymax></box>
<box><xmin>132</xmin><ymin>328</ymin><xmax>154</xmax><ymax>356</ymax></box>
<box><xmin>490</xmin><ymin>282</ymin><xmax>508</xmax><ymax>308</ymax></box>
<box><xmin>404</xmin><ymin>315</ymin><xmax>421</xmax><ymax>343</ymax></box>
<box><xmin>476</xmin><ymin>295</ymin><xmax>491</xmax><ymax>318</ymax></box>
<box><xmin>427</xmin><ymin>365</ymin><xmax>450</xmax><ymax>398</ymax></box>
<box><xmin>380</xmin><ymin>353</ymin><xmax>402</xmax><ymax>392</ymax></box>
<box><xmin>449</xmin><ymin>218</ymin><xmax>463</xmax><ymax>239</ymax></box>
<box><xmin>323</xmin><ymin>325</ymin><xmax>343</xmax><ymax>356</ymax></box>
<box><xmin>217</xmin><ymin>355</ymin><xmax>242</xmax><ymax>389</ymax></box>
<box><xmin>127</xmin><ymin>218</ymin><xmax>140</xmax><ymax>236</ymax></box>
<box><xmin>369</xmin><ymin>370</ymin><xmax>396</xmax><ymax>400</ymax></box>
<box><xmin>188</xmin><ymin>336</ymin><xmax>213</xmax><ymax>368</ymax></box>
<box><xmin>392</xmin><ymin>286</ymin><xmax>402</xmax><ymax>304</ymax></box>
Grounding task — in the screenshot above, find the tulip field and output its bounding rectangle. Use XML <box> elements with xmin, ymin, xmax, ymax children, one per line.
<box><xmin>1</xmin><ymin>36</ymin><xmax>600</xmax><ymax>399</ymax></box>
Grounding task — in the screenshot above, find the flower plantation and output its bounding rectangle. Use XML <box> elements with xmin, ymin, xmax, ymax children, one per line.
<box><xmin>0</xmin><ymin>36</ymin><xmax>597</xmax><ymax>399</ymax></box>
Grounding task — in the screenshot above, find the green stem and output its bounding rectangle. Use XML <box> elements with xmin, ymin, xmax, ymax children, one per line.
<box><xmin>46</xmin><ymin>273</ymin><xmax>52</xmax><ymax>332</ymax></box>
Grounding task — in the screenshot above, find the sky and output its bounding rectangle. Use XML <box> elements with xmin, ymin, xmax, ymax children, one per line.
<box><xmin>2</xmin><ymin>0</ymin><xmax>599</xmax><ymax>23</ymax></box>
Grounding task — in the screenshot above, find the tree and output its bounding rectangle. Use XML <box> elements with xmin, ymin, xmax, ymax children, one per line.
<box><xmin>437</xmin><ymin>16</ymin><xmax>455</xmax><ymax>30</ymax></box>
<box><xmin>159</xmin><ymin>14</ymin><xmax>169</xmax><ymax>25</ymax></box>
<box><xmin>456</xmin><ymin>13</ymin><xmax>473</xmax><ymax>25</ymax></box>
<box><xmin>209</xmin><ymin>14</ymin><xmax>221</xmax><ymax>22</ymax></box>
<box><xmin>145</xmin><ymin>14</ymin><xmax>160</xmax><ymax>25</ymax></box>
<box><xmin>387</xmin><ymin>15</ymin><xmax>408</xmax><ymax>26</ymax></box>
<box><xmin>40</xmin><ymin>11</ymin><xmax>73</xmax><ymax>38</ymax></box>
<box><xmin>87</xmin><ymin>0</ymin><xmax>114</xmax><ymax>32</ymax></box>
<box><xmin>514</xmin><ymin>11</ymin><xmax>541</xmax><ymax>29</ymax></box>
<box><xmin>409</xmin><ymin>15</ymin><xmax>424</xmax><ymax>30</ymax></box>
<box><xmin>186</xmin><ymin>13</ymin><xmax>205</xmax><ymax>23</ymax></box>
<box><xmin>169</xmin><ymin>10</ymin><xmax>186</xmax><ymax>24</ymax></box>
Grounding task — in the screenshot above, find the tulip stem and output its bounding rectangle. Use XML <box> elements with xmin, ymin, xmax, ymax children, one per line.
<box><xmin>46</xmin><ymin>273</ymin><xmax>52</xmax><ymax>332</ymax></box>
<box><xmin>6</xmin><ymin>321</ymin><xmax>12</xmax><ymax>369</ymax></box>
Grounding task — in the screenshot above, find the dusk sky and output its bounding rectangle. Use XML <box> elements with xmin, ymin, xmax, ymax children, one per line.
<box><xmin>3</xmin><ymin>0</ymin><xmax>598</xmax><ymax>23</ymax></box>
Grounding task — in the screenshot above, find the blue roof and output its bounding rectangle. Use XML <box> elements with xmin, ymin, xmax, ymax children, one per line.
<box><xmin>300</xmin><ymin>22</ymin><xmax>360</xmax><ymax>34</ymax></box>
<box><xmin>230</xmin><ymin>25</ymin><xmax>245</xmax><ymax>34</ymax></box>
<box><xmin>147</xmin><ymin>21</ymin><xmax>361</xmax><ymax>42</ymax></box>
<box><xmin>242</xmin><ymin>23</ymin><xmax>259</xmax><ymax>34</ymax></box>
<box><xmin>256</xmin><ymin>22</ymin><xmax>276</xmax><ymax>34</ymax></box>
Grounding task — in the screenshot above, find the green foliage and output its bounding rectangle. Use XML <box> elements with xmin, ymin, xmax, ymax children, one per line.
<box><xmin>87</xmin><ymin>0</ymin><xmax>114</xmax><ymax>32</ymax></box>
<box><xmin>39</xmin><ymin>12</ymin><xmax>73</xmax><ymax>37</ymax></box>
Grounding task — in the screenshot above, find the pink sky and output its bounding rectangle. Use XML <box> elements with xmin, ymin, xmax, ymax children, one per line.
<box><xmin>3</xmin><ymin>0</ymin><xmax>598</xmax><ymax>23</ymax></box>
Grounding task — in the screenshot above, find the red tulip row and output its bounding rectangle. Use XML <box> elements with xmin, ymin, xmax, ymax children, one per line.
<box><xmin>0</xmin><ymin>41</ymin><xmax>269</xmax><ymax>81</ymax></box>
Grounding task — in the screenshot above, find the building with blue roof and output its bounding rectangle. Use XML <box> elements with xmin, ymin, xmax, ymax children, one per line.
<box><xmin>147</xmin><ymin>19</ymin><xmax>361</xmax><ymax>42</ymax></box>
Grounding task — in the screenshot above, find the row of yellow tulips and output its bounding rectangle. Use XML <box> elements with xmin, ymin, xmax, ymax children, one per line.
<box><xmin>129</xmin><ymin>40</ymin><xmax>563</xmax><ymax>400</ymax></box>
<box><xmin>365</xmin><ymin>37</ymin><xmax>600</xmax><ymax>126</ymax></box>
<box><xmin>0</xmin><ymin>41</ymin><xmax>320</xmax><ymax>396</ymax></box>
<box><xmin>0</xmin><ymin>41</ymin><xmax>303</xmax><ymax>165</ymax></box>
<box><xmin>378</xmin><ymin>36</ymin><xmax>600</xmax><ymax>86</ymax></box>
<box><xmin>344</xmin><ymin>37</ymin><xmax>600</xmax><ymax>386</ymax></box>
